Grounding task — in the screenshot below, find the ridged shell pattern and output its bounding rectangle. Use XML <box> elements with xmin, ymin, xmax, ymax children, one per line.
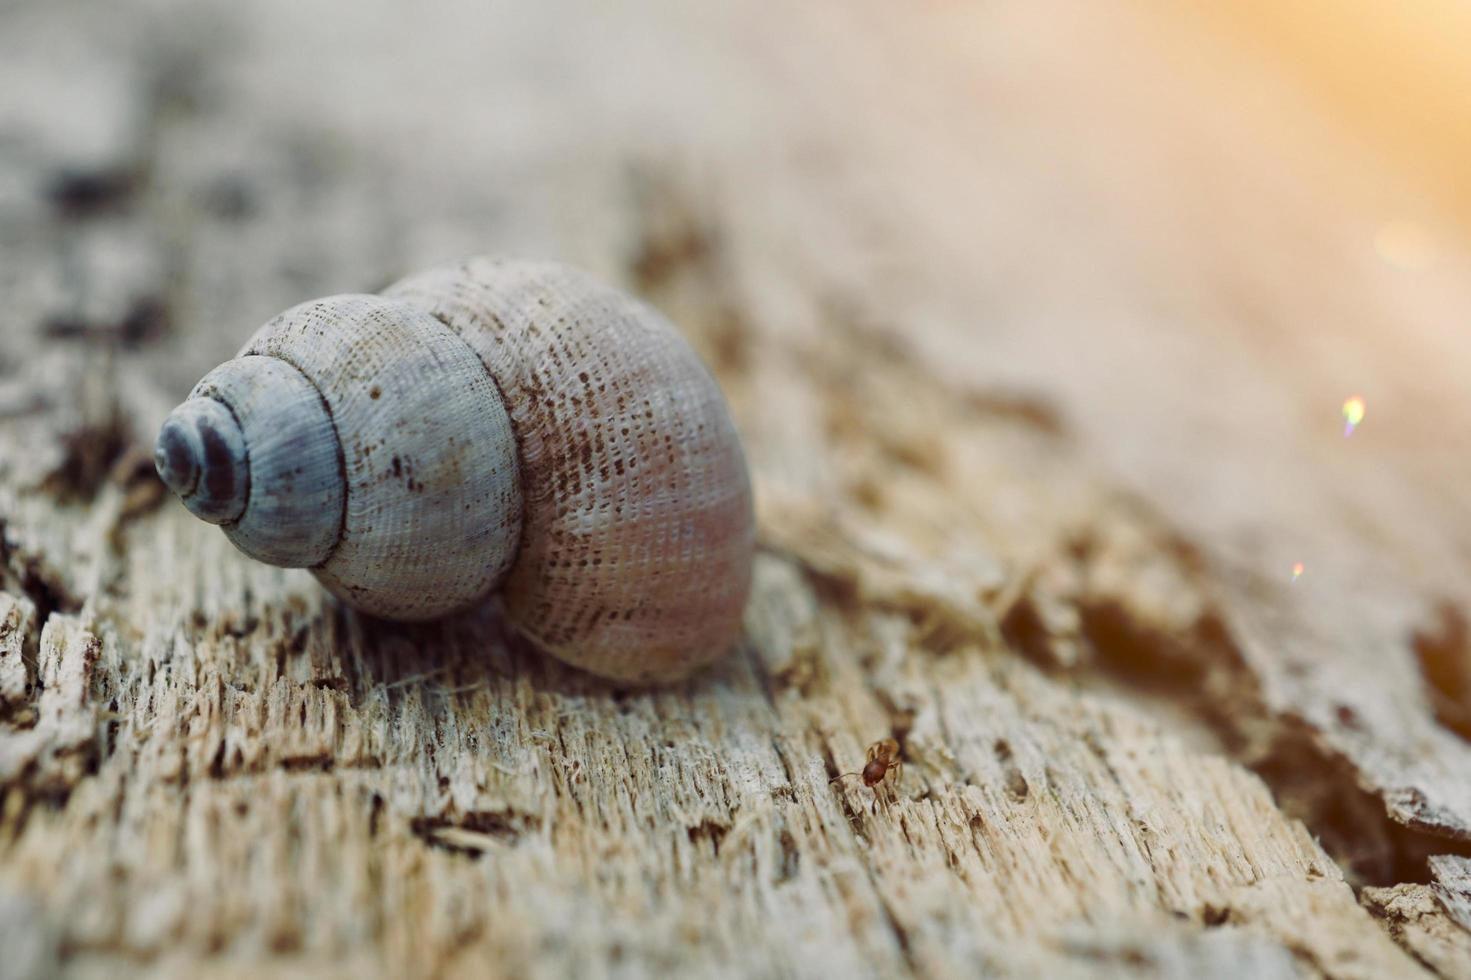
<box><xmin>387</xmin><ymin>259</ymin><xmax>754</xmax><ymax>682</ymax></box>
<box><xmin>241</xmin><ymin>295</ymin><xmax>523</xmax><ymax>621</ymax></box>
<box><xmin>191</xmin><ymin>355</ymin><xmax>344</xmax><ymax>568</ymax></box>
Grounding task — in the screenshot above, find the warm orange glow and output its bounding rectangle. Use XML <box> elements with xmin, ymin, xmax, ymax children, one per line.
<box><xmin>1176</xmin><ymin>0</ymin><xmax>1471</xmax><ymax>230</ymax></box>
<box><xmin>1375</xmin><ymin>221</ymin><xmax>1437</xmax><ymax>270</ymax></box>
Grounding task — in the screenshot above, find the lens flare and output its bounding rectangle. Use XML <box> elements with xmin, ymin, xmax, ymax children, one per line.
<box><xmin>1291</xmin><ymin>561</ymin><xmax>1305</xmax><ymax>582</ymax></box>
<box><xmin>1342</xmin><ymin>396</ymin><xmax>1366</xmax><ymax>437</ymax></box>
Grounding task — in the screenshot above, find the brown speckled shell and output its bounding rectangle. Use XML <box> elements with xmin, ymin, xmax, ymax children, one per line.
<box><xmin>387</xmin><ymin>258</ymin><xmax>754</xmax><ymax>683</ymax></box>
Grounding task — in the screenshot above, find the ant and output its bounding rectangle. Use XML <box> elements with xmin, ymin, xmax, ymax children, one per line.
<box><xmin>830</xmin><ymin>738</ymin><xmax>902</xmax><ymax>812</ymax></box>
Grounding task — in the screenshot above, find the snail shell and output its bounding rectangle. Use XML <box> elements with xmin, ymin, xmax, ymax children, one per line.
<box><xmin>155</xmin><ymin>258</ymin><xmax>755</xmax><ymax>682</ymax></box>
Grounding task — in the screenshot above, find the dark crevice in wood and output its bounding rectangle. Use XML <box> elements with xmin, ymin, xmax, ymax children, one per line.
<box><xmin>685</xmin><ymin>818</ymin><xmax>729</xmax><ymax>854</ymax></box>
<box><xmin>409</xmin><ymin>809</ymin><xmax>540</xmax><ymax>856</ymax></box>
<box><xmin>1252</xmin><ymin>716</ymin><xmax>1471</xmax><ymax>887</ymax></box>
<box><xmin>999</xmin><ymin>594</ymin><xmax>1054</xmax><ymax>668</ymax></box>
<box><xmin>1411</xmin><ymin>601</ymin><xmax>1471</xmax><ymax>743</ymax></box>
<box><xmin>45</xmin><ymin>169</ymin><xmax>141</xmax><ymax>220</ymax></box>
<box><xmin>42</xmin><ymin>295</ymin><xmax>172</xmax><ymax>350</ymax></box>
<box><xmin>0</xmin><ymin>521</ymin><xmax>83</xmax><ymax>630</ymax></box>
<box><xmin>1076</xmin><ymin>596</ymin><xmax>1471</xmax><ymax>888</ymax></box>
<box><xmin>42</xmin><ymin>419</ymin><xmax>128</xmax><ymax>505</ymax></box>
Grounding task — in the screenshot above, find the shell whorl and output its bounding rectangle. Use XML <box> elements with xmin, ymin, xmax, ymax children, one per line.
<box><xmin>386</xmin><ymin>258</ymin><xmax>755</xmax><ymax>682</ymax></box>
<box><xmin>191</xmin><ymin>355</ymin><xmax>345</xmax><ymax>566</ymax></box>
<box><xmin>155</xmin><ymin>396</ymin><xmax>249</xmax><ymax>525</ymax></box>
<box><xmin>158</xmin><ymin>258</ymin><xmax>754</xmax><ymax>682</ymax></box>
<box><xmin>238</xmin><ymin>294</ymin><xmax>523</xmax><ymax>621</ymax></box>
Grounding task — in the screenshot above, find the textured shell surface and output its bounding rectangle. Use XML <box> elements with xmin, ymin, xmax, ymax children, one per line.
<box><xmin>240</xmin><ymin>294</ymin><xmax>523</xmax><ymax>621</ymax></box>
<box><xmin>387</xmin><ymin>258</ymin><xmax>754</xmax><ymax>682</ymax></box>
<box><xmin>190</xmin><ymin>355</ymin><xmax>344</xmax><ymax>567</ymax></box>
<box><xmin>156</xmin><ymin>257</ymin><xmax>754</xmax><ymax>683</ymax></box>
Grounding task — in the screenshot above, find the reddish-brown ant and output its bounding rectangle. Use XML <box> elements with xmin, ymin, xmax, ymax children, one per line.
<box><xmin>830</xmin><ymin>738</ymin><xmax>902</xmax><ymax>812</ymax></box>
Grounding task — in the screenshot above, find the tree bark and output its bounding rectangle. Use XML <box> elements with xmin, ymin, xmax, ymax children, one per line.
<box><xmin>2</xmin><ymin>1</ymin><xmax>1470</xmax><ymax>977</ymax></box>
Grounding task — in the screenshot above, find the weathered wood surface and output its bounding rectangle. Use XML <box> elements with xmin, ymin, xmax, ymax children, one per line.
<box><xmin>3</xmin><ymin>1</ymin><xmax>1471</xmax><ymax>977</ymax></box>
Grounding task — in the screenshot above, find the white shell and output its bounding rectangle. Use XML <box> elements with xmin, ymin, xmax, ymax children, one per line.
<box><xmin>156</xmin><ymin>258</ymin><xmax>754</xmax><ymax>682</ymax></box>
<box><xmin>388</xmin><ymin>258</ymin><xmax>754</xmax><ymax>682</ymax></box>
<box><xmin>239</xmin><ymin>294</ymin><xmax>523</xmax><ymax>620</ymax></box>
<box><xmin>192</xmin><ymin>355</ymin><xmax>343</xmax><ymax>566</ymax></box>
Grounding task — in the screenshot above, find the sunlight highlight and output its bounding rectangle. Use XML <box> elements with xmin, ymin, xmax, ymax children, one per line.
<box><xmin>1342</xmin><ymin>396</ymin><xmax>1366</xmax><ymax>437</ymax></box>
